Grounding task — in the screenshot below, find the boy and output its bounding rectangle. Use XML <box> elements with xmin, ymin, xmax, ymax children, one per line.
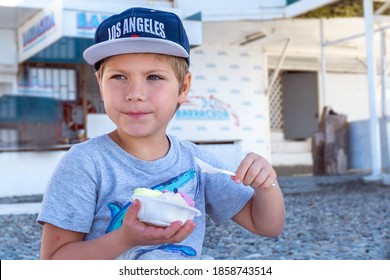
<box><xmin>38</xmin><ymin>7</ymin><xmax>285</xmax><ymax>260</ymax></box>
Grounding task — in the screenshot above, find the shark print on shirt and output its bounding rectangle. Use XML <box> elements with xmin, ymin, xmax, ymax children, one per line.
<box><xmin>105</xmin><ymin>170</ymin><xmax>198</xmax><ymax>259</ymax></box>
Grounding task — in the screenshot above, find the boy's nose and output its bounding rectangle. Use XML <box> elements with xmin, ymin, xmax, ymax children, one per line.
<box><xmin>125</xmin><ymin>82</ymin><xmax>146</xmax><ymax>101</ymax></box>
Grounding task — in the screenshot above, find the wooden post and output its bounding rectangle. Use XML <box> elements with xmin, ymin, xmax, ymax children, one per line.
<box><xmin>312</xmin><ymin>132</ymin><xmax>325</xmax><ymax>175</ymax></box>
<box><xmin>312</xmin><ymin>106</ymin><xmax>348</xmax><ymax>175</ymax></box>
<box><xmin>324</xmin><ymin>111</ymin><xmax>348</xmax><ymax>175</ymax></box>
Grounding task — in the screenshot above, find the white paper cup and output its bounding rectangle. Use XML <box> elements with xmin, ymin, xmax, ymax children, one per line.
<box><xmin>132</xmin><ymin>195</ymin><xmax>201</xmax><ymax>227</ymax></box>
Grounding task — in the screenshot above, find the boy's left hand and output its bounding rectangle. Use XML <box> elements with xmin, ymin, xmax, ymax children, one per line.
<box><xmin>233</xmin><ymin>152</ymin><xmax>277</xmax><ymax>189</ymax></box>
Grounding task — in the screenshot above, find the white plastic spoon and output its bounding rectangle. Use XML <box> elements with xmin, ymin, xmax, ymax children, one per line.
<box><xmin>194</xmin><ymin>157</ymin><xmax>277</xmax><ymax>187</ymax></box>
<box><xmin>194</xmin><ymin>157</ymin><xmax>236</xmax><ymax>176</ymax></box>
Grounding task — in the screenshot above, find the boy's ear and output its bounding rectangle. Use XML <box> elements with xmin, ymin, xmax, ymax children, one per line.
<box><xmin>178</xmin><ymin>72</ymin><xmax>191</xmax><ymax>104</ymax></box>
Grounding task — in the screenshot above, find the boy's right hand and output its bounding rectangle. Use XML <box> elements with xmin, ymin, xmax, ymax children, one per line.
<box><xmin>118</xmin><ymin>199</ymin><xmax>195</xmax><ymax>249</ymax></box>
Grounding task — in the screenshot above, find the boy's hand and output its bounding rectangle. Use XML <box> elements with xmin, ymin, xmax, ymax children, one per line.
<box><xmin>118</xmin><ymin>199</ymin><xmax>195</xmax><ymax>249</ymax></box>
<box><xmin>233</xmin><ymin>152</ymin><xmax>277</xmax><ymax>189</ymax></box>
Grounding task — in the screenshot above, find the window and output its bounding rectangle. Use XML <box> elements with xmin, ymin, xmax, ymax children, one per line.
<box><xmin>0</xmin><ymin>63</ymin><xmax>100</xmax><ymax>150</ymax></box>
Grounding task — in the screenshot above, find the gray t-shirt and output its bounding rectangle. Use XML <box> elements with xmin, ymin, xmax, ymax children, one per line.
<box><xmin>38</xmin><ymin>134</ymin><xmax>253</xmax><ymax>259</ymax></box>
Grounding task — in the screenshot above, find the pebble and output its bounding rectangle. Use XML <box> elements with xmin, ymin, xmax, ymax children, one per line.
<box><xmin>0</xmin><ymin>181</ymin><xmax>389</xmax><ymax>260</ymax></box>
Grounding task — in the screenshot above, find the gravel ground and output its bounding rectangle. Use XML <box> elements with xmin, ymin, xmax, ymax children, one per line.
<box><xmin>1</xmin><ymin>178</ymin><xmax>389</xmax><ymax>260</ymax></box>
<box><xmin>202</xmin><ymin>182</ymin><xmax>390</xmax><ymax>260</ymax></box>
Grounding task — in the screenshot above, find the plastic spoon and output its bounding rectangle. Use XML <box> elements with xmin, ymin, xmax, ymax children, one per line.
<box><xmin>194</xmin><ymin>157</ymin><xmax>236</xmax><ymax>176</ymax></box>
<box><xmin>194</xmin><ymin>157</ymin><xmax>277</xmax><ymax>187</ymax></box>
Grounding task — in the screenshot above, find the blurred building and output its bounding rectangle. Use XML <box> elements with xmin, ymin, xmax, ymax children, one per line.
<box><xmin>1</xmin><ymin>0</ymin><xmax>389</xmax><ymax>197</ymax></box>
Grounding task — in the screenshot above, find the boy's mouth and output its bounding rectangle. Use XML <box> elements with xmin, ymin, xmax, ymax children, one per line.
<box><xmin>125</xmin><ymin>111</ymin><xmax>151</xmax><ymax>118</ymax></box>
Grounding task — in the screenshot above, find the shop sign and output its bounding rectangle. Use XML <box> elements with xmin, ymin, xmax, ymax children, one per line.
<box><xmin>168</xmin><ymin>95</ymin><xmax>241</xmax><ymax>142</ymax></box>
<box><xmin>18</xmin><ymin>0</ymin><xmax>63</xmax><ymax>62</ymax></box>
<box><xmin>176</xmin><ymin>95</ymin><xmax>239</xmax><ymax>126</ymax></box>
<box><xmin>63</xmin><ymin>10</ymin><xmax>110</xmax><ymax>38</ymax></box>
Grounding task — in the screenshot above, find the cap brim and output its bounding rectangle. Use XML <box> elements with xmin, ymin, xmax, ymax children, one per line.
<box><xmin>83</xmin><ymin>37</ymin><xmax>189</xmax><ymax>66</ymax></box>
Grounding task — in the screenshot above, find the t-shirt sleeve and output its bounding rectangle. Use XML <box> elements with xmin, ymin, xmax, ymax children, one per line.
<box><xmin>37</xmin><ymin>145</ymin><xmax>99</xmax><ymax>233</ymax></box>
<box><xmin>201</xmin><ymin>152</ymin><xmax>254</xmax><ymax>225</ymax></box>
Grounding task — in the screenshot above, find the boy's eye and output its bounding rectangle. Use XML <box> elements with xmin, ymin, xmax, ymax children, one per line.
<box><xmin>112</xmin><ymin>74</ymin><xmax>126</xmax><ymax>80</ymax></box>
<box><xmin>148</xmin><ymin>75</ymin><xmax>163</xmax><ymax>81</ymax></box>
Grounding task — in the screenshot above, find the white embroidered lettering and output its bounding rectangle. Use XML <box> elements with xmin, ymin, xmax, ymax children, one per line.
<box><xmin>110</xmin><ymin>25</ymin><xmax>116</xmax><ymax>39</ymax></box>
<box><xmin>144</xmin><ymin>18</ymin><xmax>151</xmax><ymax>33</ymax></box>
<box><xmin>107</xmin><ymin>27</ymin><xmax>111</xmax><ymax>40</ymax></box>
<box><xmin>159</xmin><ymin>23</ymin><xmax>165</xmax><ymax>38</ymax></box>
<box><xmin>154</xmin><ymin>21</ymin><xmax>160</xmax><ymax>36</ymax></box>
<box><xmin>136</xmin><ymin>17</ymin><xmax>144</xmax><ymax>32</ymax></box>
<box><xmin>129</xmin><ymin>17</ymin><xmax>136</xmax><ymax>32</ymax></box>
<box><xmin>108</xmin><ymin>17</ymin><xmax>166</xmax><ymax>39</ymax></box>
<box><xmin>123</xmin><ymin>18</ymin><xmax>129</xmax><ymax>34</ymax></box>
<box><xmin>116</xmin><ymin>22</ymin><xmax>121</xmax><ymax>37</ymax></box>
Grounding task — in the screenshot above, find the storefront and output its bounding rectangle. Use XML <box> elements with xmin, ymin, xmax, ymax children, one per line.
<box><xmin>1</xmin><ymin>1</ymin><xmax>202</xmax><ymax>150</ymax></box>
<box><xmin>4</xmin><ymin>0</ymin><xmax>382</xmax><ymax>197</ymax></box>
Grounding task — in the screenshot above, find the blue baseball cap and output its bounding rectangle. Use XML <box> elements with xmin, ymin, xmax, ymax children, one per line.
<box><xmin>83</xmin><ymin>7</ymin><xmax>190</xmax><ymax>69</ymax></box>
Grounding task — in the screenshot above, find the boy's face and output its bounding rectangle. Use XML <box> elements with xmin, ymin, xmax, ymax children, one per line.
<box><xmin>97</xmin><ymin>53</ymin><xmax>190</xmax><ymax>139</ymax></box>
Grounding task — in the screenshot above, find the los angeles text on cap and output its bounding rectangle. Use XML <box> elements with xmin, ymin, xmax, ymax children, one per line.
<box><xmin>107</xmin><ymin>17</ymin><xmax>166</xmax><ymax>40</ymax></box>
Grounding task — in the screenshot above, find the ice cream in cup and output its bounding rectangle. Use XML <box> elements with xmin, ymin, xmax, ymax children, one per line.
<box><xmin>131</xmin><ymin>188</ymin><xmax>201</xmax><ymax>227</ymax></box>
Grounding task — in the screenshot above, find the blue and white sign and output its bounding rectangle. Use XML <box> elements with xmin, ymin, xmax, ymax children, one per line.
<box><xmin>63</xmin><ymin>10</ymin><xmax>110</xmax><ymax>38</ymax></box>
<box><xmin>18</xmin><ymin>0</ymin><xmax>63</xmax><ymax>62</ymax></box>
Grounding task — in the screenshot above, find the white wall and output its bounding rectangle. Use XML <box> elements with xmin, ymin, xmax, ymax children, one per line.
<box><xmin>326</xmin><ymin>72</ymin><xmax>370</xmax><ymax>122</ymax></box>
<box><xmin>87</xmin><ymin>114</ymin><xmax>116</xmax><ymax>138</ymax></box>
<box><xmin>168</xmin><ymin>44</ymin><xmax>270</xmax><ymax>160</ymax></box>
<box><xmin>0</xmin><ymin>151</ymin><xmax>66</xmax><ymax>197</ymax></box>
<box><xmin>0</xmin><ymin>29</ymin><xmax>18</xmax><ymax>96</ymax></box>
<box><xmin>0</xmin><ymin>29</ymin><xmax>17</xmax><ymax>65</ymax></box>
